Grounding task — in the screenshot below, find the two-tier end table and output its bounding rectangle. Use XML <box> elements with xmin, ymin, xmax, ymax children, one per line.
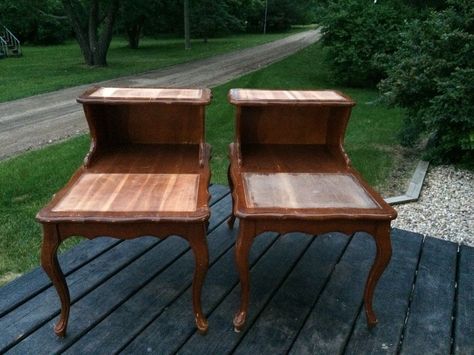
<box><xmin>37</xmin><ymin>87</ymin><xmax>212</xmax><ymax>336</ymax></box>
<box><xmin>227</xmin><ymin>89</ymin><xmax>397</xmax><ymax>331</ymax></box>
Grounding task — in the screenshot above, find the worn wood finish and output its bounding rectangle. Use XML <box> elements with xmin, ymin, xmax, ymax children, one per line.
<box><xmin>36</xmin><ymin>87</ymin><xmax>212</xmax><ymax>337</ymax></box>
<box><xmin>2</xmin><ymin>185</ymin><xmax>228</xmax><ymax>354</ymax></box>
<box><xmin>344</xmin><ymin>229</ymin><xmax>423</xmax><ymax>354</ymax></box>
<box><xmin>288</xmin><ymin>233</ymin><xmax>376</xmax><ymax>354</ymax></box>
<box><xmin>233</xmin><ymin>232</ymin><xmax>349</xmax><ymax>354</ymax></box>
<box><xmin>455</xmin><ymin>245</ymin><xmax>474</xmax><ymax>354</ymax></box>
<box><xmin>181</xmin><ymin>232</ymin><xmax>313</xmax><ymax>354</ymax></box>
<box><xmin>400</xmin><ymin>237</ymin><xmax>458</xmax><ymax>355</ymax></box>
<box><xmin>1</xmin><ymin>193</ymin><xmax>471</xmax><ymax>354</ymax></box>
<box><xmin>0</xmin><ymin>237</ymin><xmax>120</xmax><ymax>318</ymax></box>
<box><xmin>242</xmin><ymin>173</ymin><xmax>378</xmax><ymax>209</ymax></box>
<box><xmin>227</xmin><ymin>89</ymin><xmax>397</xmax><ymax>330</ymax></box>
<box><xmin>52</xmin><ymin>173</ymin><xmax>200</xmax><ymax>213</ymax></box>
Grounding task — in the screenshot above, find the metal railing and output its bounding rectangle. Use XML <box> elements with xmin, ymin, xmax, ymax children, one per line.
<box><xmin>0</xmin><ymin>36</ymin><xmax>8</xmax><ymax>58</ymax></box>
<box><xmin>0</xmin><ymin>23</ymin><xmax>22</xmax><ymax>57</ymax></box>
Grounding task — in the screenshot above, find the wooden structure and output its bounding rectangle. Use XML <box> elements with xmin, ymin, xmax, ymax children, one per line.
<box><xmin>227</xmin><ymin>89</ymin><xmax>397</xmax><ymax>331</ymax></box>
<box><xmin>36</xmin><ymin>87</ymin><xmax>212</xmax><ymax>336</ymax></box>
<box><xmin>1</xmin><ymin>188</ymin><xmax>472</xmax><ymax>354</ymax></box>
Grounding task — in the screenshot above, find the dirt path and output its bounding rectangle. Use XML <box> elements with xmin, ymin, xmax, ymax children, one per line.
<box><xmin>0</xmin><ymin>29</ymin><xmax>320</xmax><ymax>160</ymax></box>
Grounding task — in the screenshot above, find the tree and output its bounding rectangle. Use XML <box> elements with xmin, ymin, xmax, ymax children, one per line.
<box><xmin>61</xmin><ymin>0</ymin><xmax>120</xmax><ymax>66</ymax></box>
<box><xmin>184</xmin><ymin>0</ymin><xmax>190</xmax><ymax>49</ymax></box>
<box><xmin>0</xmin><ymin>0</ymin><xmax>69</xmax><ymax>44</ymax></box>
<box><xmin>118</xmin><ymin>0</ymin><xmax>163</xmax><ymax>49</ymax></box>
<box><xmin>319</xmin><ymin>0</ymin><xmax>413</xmax><ymax>87</ymax></box>
<box><xmin>379</xmin><ymin>0</ymin><xmax>474</xmax><ymax>164</ymax></box>
<box><xmin>191</xmin><ymin>0</ymin><xmax>243</xmax><ymax>42</ymax></box>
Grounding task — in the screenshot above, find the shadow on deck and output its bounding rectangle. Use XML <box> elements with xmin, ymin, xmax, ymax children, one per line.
<box><xmin>0</xmin><ymin>185</ymin><xmax>472</xmax><ymax>354</ymax></box>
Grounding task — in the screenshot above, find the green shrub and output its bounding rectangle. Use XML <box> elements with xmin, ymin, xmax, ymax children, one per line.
<box><xmin>379</xmin><ymin>0</ymin><xmax>474</xmax><ymax>164</ymax></box>
<box><xmin>319</xmin><ymin>0</ymin><xmax>413</xmax><ymax>87</ymax></box>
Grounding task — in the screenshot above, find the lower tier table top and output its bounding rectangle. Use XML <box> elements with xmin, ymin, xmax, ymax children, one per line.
<box><xmin>37</xmin><ymin>144</ymin><xmax>211</xmax><ymax>222</ymax></box>
<box><xmin>52</xmin><ymin>173</ymin><xmax>199</xmax><ymax>213</ymax></box>
<box><xmin>242</xmin><ymin>173</ymin><xmax>378</xmax><ymax>210</ymax></box>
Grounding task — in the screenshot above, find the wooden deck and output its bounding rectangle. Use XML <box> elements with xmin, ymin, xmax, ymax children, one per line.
<box><xmin>1</xmin><ymin>185</ymin><xmax>472</xmax><ymax>354</ymax></box>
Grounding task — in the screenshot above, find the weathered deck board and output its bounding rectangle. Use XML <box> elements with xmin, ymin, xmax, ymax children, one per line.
<box><xmin>344</xmin><ymin>229</ymin><xmax>423</xmax><ymax>354</ymax></box>
<box><xmin>288</xmin><ymin>233</ymin><xmax>375</xmax><ymax>354</ymax></box>
<box><xmin>0</xmin><ymin>237</ymin><xmax>120</xmax><ymax>317</ymax></box>
<box><xmin>0</xmin><ymin>184</ymin><xmax>228</xmax><ymax>320</ymax></box>
<box><xmin>0</xmin><ymin>185</ymin><xmax>472</xmax><ymax>355</ymax></box>
<box><xmin>9</xmin><ymin>237</ymin><xmax>189</xmax><ymax>354</ymax></box>
<box><xmin>12</xmin><ymin>197</ymin><xmax>232</xmax><ymax>354</ymax></box>
<box><xmin>400</xmin><ymin>237</ymin><xmax>458</xmax><ymax>355</ymax></box>
<box><xmin>454</xmin><ymin>245</ymin><xmax>474</xmax><ymax>355</ymax></box>
<box><xmin>175</xmin><ymin>233</ymin><xmax>312</xmax><ymax>355</ymax></box>
<box><xmin>120</xmin><ymin>231</ymin><xmax>278</xmax><ymax>354</ymax></box>
<box><xmin>0</xmin><ymin>237</ymin><xmax>158</xmax><ymax>353</ymax></box>
<box><xmin>64</xmin><ymin>222</ymin><xmax>250</xmax><ymax>354</ymax></box>
<box><xmin>232</xmin><ymin>232</ymin><xmax>349</xmax><ymax>354</ymax></box>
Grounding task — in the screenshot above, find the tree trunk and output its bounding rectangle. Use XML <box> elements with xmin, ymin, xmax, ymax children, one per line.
<box><xmin>184</xmin><ymin>0</ymin><xmax>191</xmax><ymax>50</ymax></box>
<box><xmin>127</xmin><ymin>26</ymin><xmax>140</xmax><ymax>49</ymax></box>
<box><xmin>61</xmin><ymin>0</ymin><xmax>119</xmax><ymax>66</ymax></box>
<box><xmin>127</xmin><ymin>16</ymin><xmax>145</xmax><ymax>49</ymax></box>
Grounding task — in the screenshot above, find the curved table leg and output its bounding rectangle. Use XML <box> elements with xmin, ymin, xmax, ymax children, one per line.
<box><xmin>187</xmin><ymin>224</ymin><xmax>209</xmax><ymax>334</ymax></box>
<box><xmin>233</xmin><ymin>220</ymin><xmax>256</xmax><ymax>332</ymax></box>
<box><xmin>227</xmin><ymin>165</ymin><xmax>236</xmax><ymax>229</ymax></box>
<box><xmin>41</xmin><ymin>224</ymin><xmax>70</xmax><ymax>337</ymax></box>
<box><xmin>364</xmin><ymin>225</ymin><xmax>392</xmax><ymax>328</ymax></box>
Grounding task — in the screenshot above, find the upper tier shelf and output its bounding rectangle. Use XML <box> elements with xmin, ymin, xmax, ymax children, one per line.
<box><xmin>78</xmin><ymin>87</ymin><xmax>212</xmax><ymax>105</ymax></box>
<box><xmin>228</xmin><ymin>89</ymin><xmax>355</xmax><ymax>106</ymax></box>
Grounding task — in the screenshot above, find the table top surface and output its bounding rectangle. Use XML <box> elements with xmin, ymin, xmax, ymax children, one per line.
<box><xmin>228</xmin><ymin>89</ymin><xmax>354</xmax><ymax>106</ymax></box>
<box><xmin>242</xmin><ymin>173</ymin><xmax>379</xmax><ymax>210</ymax></box>
<box><xmin>77</xmin><ymin>87</ymin><xmax>212</xmax><ymax>105</ymax></box>
<box><xmin>38</xmin><ymin>144</ymin><xmax>211</xmax><ymax>222</ymax></box>
<box><xmin>52</xmin><ymin>173</ymin><xmax>200</xmax><ymax>213</ymax></box>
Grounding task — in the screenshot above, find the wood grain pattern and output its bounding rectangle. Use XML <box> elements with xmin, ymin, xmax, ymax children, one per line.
<box><xmin>90</xmin><ymin>87</ymin><xmax>204</xmax><ymax>100</ymax></box>
<box><xmin>37</xmin><ymin>86</ymin><xmax>212</xmax><ymax>337</ymax></box>
<box><xmin>229</xmin><ymin>89</ymin><xmax>351</xmax><ymax>104</ymax></box>
<box><xmin>52</xmin><ymin>174</ymin><xmax>199</xmax><ymax>213</ymax></box>
<box><xmin>400</xmin><ymin>237</ymin><xmax>458</xmax><ymax>355</ymax></box>
<box><xmin>239</xmin><ymin>106</ymin><xmax>330</xmax><ymax>145</ymax></box>
<box><xmin>78</xmin><ymin>87</ymin><xmax>211</xmax><ymax>104</ymax></box>
<box><xmin>243</xmin><ymin>173</ymin><xmax>378</xmax><ymax>209</ymax></box>
<box><xmin>227</xmin><ymin>88</ymin><xmax>397</xmax><ymax>331</ymax></box>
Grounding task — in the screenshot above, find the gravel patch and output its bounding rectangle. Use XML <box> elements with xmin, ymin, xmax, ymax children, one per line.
<box><xmin>392</xmin><ymin>165</ymin><xmax>474</xmax><ymax>246</ymax></box>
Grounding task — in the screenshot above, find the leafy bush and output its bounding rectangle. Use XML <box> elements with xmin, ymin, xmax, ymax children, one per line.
<box><xmin>319</xmin><ymin>0</ymin><xmax>414</xmax><ymax>87</ymax></box>
<box><xmin>379</xmin><ymin>0</ymin><xmax>474</xmax><ymax>164</ymax></box>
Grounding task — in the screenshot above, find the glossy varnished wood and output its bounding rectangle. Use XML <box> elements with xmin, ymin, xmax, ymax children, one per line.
<box><xmin>227</xmin><ymin>89</ymin><xmax>397</xmax><ymax>331</ymax></box>
<box><xmin>37</xmin><ymin>87</ymin><xmax>212</xmax><ymax>336</ymax></box>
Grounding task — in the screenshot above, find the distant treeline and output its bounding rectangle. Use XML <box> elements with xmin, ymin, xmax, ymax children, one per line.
<box><xmin>0</xmin><ymin>0</ymin><xmax>317</xmax><ymax>45</ymax></box>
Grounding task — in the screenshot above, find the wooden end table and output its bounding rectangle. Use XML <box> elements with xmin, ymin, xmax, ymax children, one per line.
<box><xmin>37</xmin><ymin>87</ymin><xmax>212</xmax><ymax>336</ymax></box>
<box><xmin>227</xmin><ymin>89</ymin><xmax>397</xmax><ymax>331</ymax></box>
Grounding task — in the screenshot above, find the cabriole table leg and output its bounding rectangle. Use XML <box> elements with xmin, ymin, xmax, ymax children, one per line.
<box><xmin>364</xmin><ymin>224</ymin><xmax>392</xmax><ymax>327</ymax></box>
<box><xmin>187</xmin><ymin>223</ymin><xmax>210</xmax><ymax>334</ymax></box>
<box><xmin>41</xmin><ymin>223</ymin><xmax>70</xmax><ymax>337</ymax></box>
<box><xmin>233</xmin><ymin>220</ymin><xmax>256</xmax><ymax>332</ymax></box>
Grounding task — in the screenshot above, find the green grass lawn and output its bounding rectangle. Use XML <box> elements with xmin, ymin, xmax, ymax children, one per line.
<box><xmin>0</xmin><ymin>42</ymin><xmax>408</xmax><ymax>285</ymax></box>
<box><xmin>0</xmin><ymin>30</ymin><xmax>304</xmax><ymax>103</ymax></box>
